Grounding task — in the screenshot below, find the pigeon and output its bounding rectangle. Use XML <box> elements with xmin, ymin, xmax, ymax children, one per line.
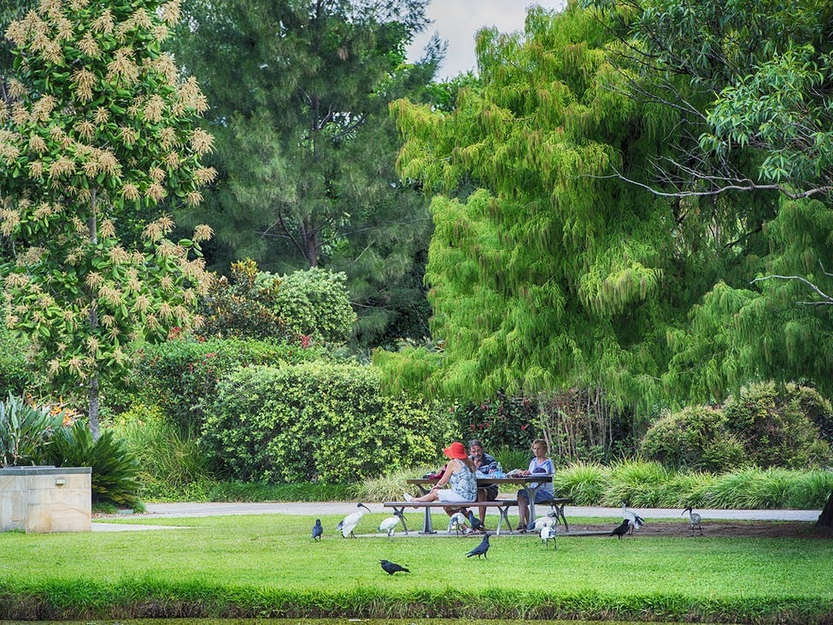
<box><xmin>338</xmin><ymin>503</ymin><xmax>371</xmax><ymax>538</ymax></box>
<box><xmin>380</xmin><ymin>559</ymin><xmax>410</xmax><ymax>575</ymax></box>
<box><xmin>610</xmin><ymin>518</ymin><xmax>630</xmax><ymax>539</ymax></box>
<box><xmin>621</xmin><ymin>503</ymin><xmax>645</xmax><ymax>534</ymax></box>
<box><xmin>540</xmin><ymin>524</ymin><xmax>557</xmax><ymax>549</ymax></box>
<box><xmin>465</xmin><ymin>532</ymin><xmax>491</xmax><ymax>559</ymax></box>
<box><xmin>683</xmin><ymin>506</ymin><xmax>703</xmax><ymax>535</ymax></box>
<box><xmin>311</xmin><ymin>518</ymin><xmax>323</xmax><ymax>541</ymax></box>
<box><xmin>448</xmin><ymin>511</ymin><xmax>467</xmax><ymax>535</ymax></box>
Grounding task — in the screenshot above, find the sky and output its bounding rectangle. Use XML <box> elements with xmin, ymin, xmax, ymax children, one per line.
<box><xmin>406</xmin><ymin>0</ymin><xmax>567</xmax><ymax>81</ymax></box>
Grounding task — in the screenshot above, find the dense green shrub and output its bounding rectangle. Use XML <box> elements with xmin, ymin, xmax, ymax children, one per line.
<box><xmin>723</xmin><ymin>381</ymin><xmax>830</xmax><ymax>469</ymax></box>
<box><xmin>791</xmin><ymin>383</ymin><xmax>833</xmax><ymax>443</ymax></box>
<box><xmin>46</xmin><ymin>421</ymin><xmax>141</xmax><ymax>509</ymax></box>
<box><xmin>134</xmin><ymin>336</ymin><xmax>329</xmax><ymax>433</ymax></box>
<box><xmin>0</xmin><ymin>326</ymin><xmax>39</xmax><ymax>397</ymax></box>
<box><xmin>640</xmin><ymin>383</ymin><xmax>831</xmax><ymax>471</ymax></box>
<box><xmin>0</xmin><ymin>394</ymin><xmax>65</xmax><ymax>466</ymax></box>
<box><xmin>198</xmin><ymin>259</ymin><xmax>286</xmax><ymax>340</ymax></box>
<box><xmin>262</xmin><ymin>267</ymin><xmax>357</xmax><ymax>344</ymax></box>
<box><xmin>202</xmin><ymin>363</ymin><xmax>454</xmax><ymax>483</ymax></box>
<box><xmin>639</xmin><ymin>406</ymin><xmax>746</xmax><ymax>471</ymax></box>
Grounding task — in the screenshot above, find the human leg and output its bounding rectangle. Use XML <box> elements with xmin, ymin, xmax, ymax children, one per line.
<box><xmin>516</xmin><ymin>489</ymin><xmax>530</xmax><ymax>530</ymax></box>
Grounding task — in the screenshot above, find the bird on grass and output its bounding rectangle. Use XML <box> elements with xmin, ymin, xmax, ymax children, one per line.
<box><xmin>337</xmin><ymin>503</ymin><xmax>371</xmax><ymax>538</ymax></box>
<box><xmin>448</xmin><ymin>511</ymin><xmax>467</xmax><ymax>535</ymax></box>
<box><xmin>466</xmin><ymin>510</ymin><xmax>485</xmax><ymax>533</ymax></box>
<box><xmin>540</xmin><ymin>524</ymin><xmax>557</xmax><ymax>549</ymax></box>
<box><xmin>533</xmin><ymin>510</ymin><xmax>558</xmax><ymax>531</ymax></box>
<box><xmin>378</xmin><ymin>511</ymin><xmax>404</xmax><ymax>537</ymax></box>
<box><xmin>621</xmin><ymin>503</ymin><xmax>645</xmax><ymax>534</ymax></box>
<box><xmin>379</xmin><ymin>559</ymin><xmax>410</xmax><ymax>575</ymax></box>
<box><xmin>610</xmin><ymin>518</ymin><xmax>630</xmax><ymax>539</ymax></box>
<box><xmin>683</xmin><ymin>506</ymin><xmax>703</xmax><ymax>536</ymax></box>
<box><xmin>311</xmin><ymin>519</ymin><xmax>323</xmax><ymax>541</ymax></box>
<box><xmin>465</xmin><ymin>532</ymin><xmax>491</xmax><ymax>559</ymax></box>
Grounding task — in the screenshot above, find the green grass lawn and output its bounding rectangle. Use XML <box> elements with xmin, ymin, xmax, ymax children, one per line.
<box><xmin>0</xmin><ymin>513</ymin><xmax>830</xmax><ymax>623</ymax></box>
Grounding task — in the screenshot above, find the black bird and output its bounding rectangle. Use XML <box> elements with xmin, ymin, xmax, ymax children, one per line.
<box><xmin>311</xmin><ymin>518</ymin><xmax>323</xmax><ymax>541</ymax></box>
<box><xmin>610</xmin><ymin>518</ymin><xmax>630</xmax><ymax>539</ymax></box>
<box><xmin>466</xmin><ymin>510</ymin><xmax>485</xmax><ymax>532</ymax></box>
<box><xmin>466</xmin><ymin>532</ymin><xmax>491</xmax><ymax>559</ymax></box>
<box><xmin>380</xmin><ymin>559</ymin><xmax>410</xmax><ymax>575</ymax></box>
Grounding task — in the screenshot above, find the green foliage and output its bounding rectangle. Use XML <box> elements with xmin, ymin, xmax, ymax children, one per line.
<box><xmin>450</xmin><ymin>393</ymin><xmax>538</xmax><ymax>450</ymax></box>
<box><xmin>262</xmin><ymin>267</ymin><xmax>357</xmax><ymax>344</ymax></box>
<box><xmin>0</xmin><ymin>323</ymin><xmax>40</xmax><ymax>397</ymax></box>
<box><xmin>134</xmin><ymin>336</ymin><xmax>328</xmax><ymax>433</ymax></box>
<box><xmin>491</xmin><ymin>446</ymin><xmax>531</xmax><ymax>473</ymax></box>
<box><xmin>109</xmin><ymin>404</ymin><xmax>214</xmax><ymax>501</ymax></box>
<box><xmin>172</xmin><ymin>0</ymin><xmax>438</xmax><ymax>348</ymax></box>
<box><xmin>639</xmin><ymin>406</ymin><xmax>745</xmax><ymax>471</ymax></box>
<box><xmin>45</xmin><ymin>421</ymin><xmax>141</xmax><ymax>509</ymax></box>
<box><xmin>387</xmin><ymin>3</ymin><xmax>730</xmax><ymax>410</ymax></box>
<box><xmin>722</xmin><ymin>381</ymin><xmax>831</xmax><ymax>469</ymax></box>
<box><xmin>0</xmin><ymin>393</ymin><xmax>65</xmax><ymax>466</ymax></box>
<box><xmin>551</xmin><ymin>461</ymin><xmax>609</xmax><ymax>505</ymax></box>
<box><xmin>641</xmin><ymin>383</ymin><xmax>831</xmax><ymax>471</ymax></box>
<box><xmin>198</xmin><ymin>259</ymin><xmax>286</xmax><ymax>340</ymax></box>
<box><xmin>202</xmin><ymin>362</ymin><xmax>454</xmax><ymax>483</ymax></box>
<box><xmin>0</xmin><ymin>0</ymin><xmax>216</xmax><ymax>431</ymax></box>
<box><xmin>601</xmin><ymin>460</ymin><xmax>674</xmax><ymax>507</ymax></box>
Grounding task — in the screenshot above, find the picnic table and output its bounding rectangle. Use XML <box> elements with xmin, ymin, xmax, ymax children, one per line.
<box><xmin>397</xmin><ymin>475</ymin><xmax>572</xmax><ymax>534</ymax></box>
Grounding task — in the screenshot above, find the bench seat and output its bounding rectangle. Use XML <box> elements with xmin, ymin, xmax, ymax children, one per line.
<box><xmin>384</xmin><ymin>499</ymin><xmax>518</xmax><ymax>534</ymax></box>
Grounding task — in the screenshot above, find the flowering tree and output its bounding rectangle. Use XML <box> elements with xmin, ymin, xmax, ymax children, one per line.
<box><xmin>0</xmin><ymin>0</ymin><xmax>216</xmax><ymax>437</ymax></box>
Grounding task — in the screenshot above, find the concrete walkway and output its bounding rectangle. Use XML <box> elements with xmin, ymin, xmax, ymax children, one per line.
<box><xmin>92</xmin><ymin>501</ymin><xmax>821</xmax><ymax>531</ymax></box>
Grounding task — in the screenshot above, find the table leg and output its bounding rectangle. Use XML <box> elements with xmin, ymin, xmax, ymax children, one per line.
<box><xmin>421</xmin><ymin>507</ymin><xmax>435</xmax><ymax>534</ymax></box>
<box><xmin>524</xmin><ymin>483</ymin><xmax>543</xmax><ymax>529</ymax></box>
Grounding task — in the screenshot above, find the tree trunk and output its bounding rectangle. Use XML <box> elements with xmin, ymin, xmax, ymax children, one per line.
<box><xmin>818</xmin><ymin>490</ymin><xmax>833</xmax><ymax>527</ymax></box>
<box><xmin>88</xmin><ymin>373</ymin><xmax>101</xmax><ymax>441</ymax></box>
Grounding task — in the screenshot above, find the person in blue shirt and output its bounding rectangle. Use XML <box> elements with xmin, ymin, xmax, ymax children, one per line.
<box><xmin>468</xmin><ymin>439</ymin><xmax>499</xmax><ymax>525</ymax></box>
<box><xmin>515</xmin><ymin>439</ymin><xmax>554</xmax><ymax>532</ymax></box>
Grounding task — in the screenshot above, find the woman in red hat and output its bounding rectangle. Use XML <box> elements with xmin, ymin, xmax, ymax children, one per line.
<box><xmin>404</xmin><ymin>442</ymin><xmax>478</xmax><ymax>514</ymax></box>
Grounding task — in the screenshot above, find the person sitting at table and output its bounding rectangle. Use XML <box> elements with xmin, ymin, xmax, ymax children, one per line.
<box><xmin>468</xmin><ymin>439</ymin><xmax>499</xmax><ymax>526</ymax></box>
<box><xmin>515</xmin><ymin>438</ymin><xmax>555</xmax><ymax>532</ymax></box>
<box><xmin>404</xmin><ymin>441</ymin><xmax>478</xmax><ymax>529</ymax></box>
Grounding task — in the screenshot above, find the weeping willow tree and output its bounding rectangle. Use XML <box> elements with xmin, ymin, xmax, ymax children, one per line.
<box><xmin>377</xmin><ymin>2</ymin><xmax>763</xmax><ymax>412</ymax></box>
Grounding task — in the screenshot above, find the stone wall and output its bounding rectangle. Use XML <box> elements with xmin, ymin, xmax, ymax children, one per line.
<box><xmin>0</xmin><ymin>466</ymin><xmax>91</xmax><ymax>532</ymax></box>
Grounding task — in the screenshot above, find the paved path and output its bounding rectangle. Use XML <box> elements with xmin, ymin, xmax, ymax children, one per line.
<box><xmin>93</xmin><ymin>501</ymin><xmax>821</xmax><ymax>531</ymax></box>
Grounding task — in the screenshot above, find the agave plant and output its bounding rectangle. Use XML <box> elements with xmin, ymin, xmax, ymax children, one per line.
<box><xmin>0</xmin><ymin>393</ymin><xmax>65</xmax><ymax>467</ymax></box>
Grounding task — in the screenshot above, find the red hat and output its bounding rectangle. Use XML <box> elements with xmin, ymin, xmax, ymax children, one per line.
<box><xmin>443</xmin><ymin>442</ymin><xmax>468</xmax><ymax>459</ymax></box>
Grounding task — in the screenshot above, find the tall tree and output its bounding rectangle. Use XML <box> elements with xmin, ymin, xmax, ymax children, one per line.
<box><xmin>0</xmin><ymin>0</ymin><xmax>215</xmax><ymax>437</ymax></box>
<box><xmin>171</xmin><ymin>0</ymin><xmax>443</xmax><ymax>347</ymax></box>
<box><xmin>381</xmin><ymin>3</ymin><xmax>753</xmax><ymax>410</ymax></box>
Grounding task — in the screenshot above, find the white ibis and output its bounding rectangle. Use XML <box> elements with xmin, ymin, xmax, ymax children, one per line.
<box><xmin>540</xmin><ymin>524</ymin><xmax>557</xmax><ymax>549</ymax></box>
<box><xmin>621</xmin><ymin>503</ymin><xmax>645</xmax><ymax>534</ymax></box>
<box><xmin>338</xmin><ymin>503</ymin><xmax>371</xmax><ymax>538</ymax></box>
<box><xmin>533</xmin><ymin>510</ymin><xmax>558</xmax><ymax>531</ymax></box>
<box><xmin>447</xmin><ymin>511</ymin><xmax>467</xmax><ymax>535</ymax></box>
<box><xmin>683</xmin><ymin>506</ymin><xmax>703</xmax><ymax>535</ymax></box>
<box><xmin>378</xmin><ymin>512</ymin><xmax>402</xmax><ymax>537</ymax></box>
